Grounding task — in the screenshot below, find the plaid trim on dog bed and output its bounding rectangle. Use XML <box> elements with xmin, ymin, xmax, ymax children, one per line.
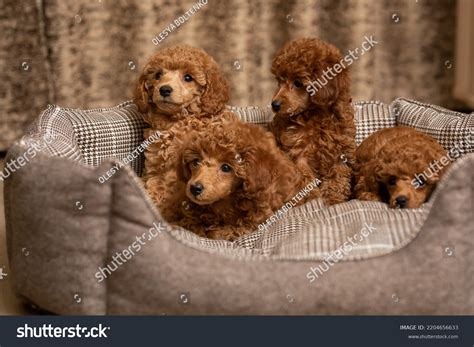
<box><xmin>391</xmin><ymin>97</ymin><xmax>473</xmax><ymax>155</ymax></box>
<box><xmin>66</xmin><ymin>103</ymin><xmax>146</xmax><ymax>176</ymax></box>
<box><xmin>21</xmin><ymin>101</ymin><xmax>146</xmax><ymax>176</ymax></box>
<box><xmin>353</xmin><ymin>100</ymin><xmax>395</xmax><ymax>145</ymax></box>
<box><xmin>21</xmin><ymin>100</ymin><xmax>396</xmax><ymax>178</ymax></box>
<box><xmin>22</xmin><ymin>104</ymin><xmax>83</xmax><ymax>162</ymax></box>
<box><xmin>227</xmin><ymin>105</ymin><xmax>273</xmax><ymax>126</ymax></box>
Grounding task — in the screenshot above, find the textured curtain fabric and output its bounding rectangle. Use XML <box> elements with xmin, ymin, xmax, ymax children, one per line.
<box><xmin>0</xmin><ymin>0</ymin><xmax>457</xmax><ymax>150</ymax></box>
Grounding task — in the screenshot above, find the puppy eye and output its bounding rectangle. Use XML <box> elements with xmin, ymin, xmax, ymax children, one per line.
<box><xmin>155</xmin><ymin>72</ymin><xmax>161</xmax><ymax>80</ymax></box>
<box><xmin>294</xmin><ymin>80</ymin><xmax>304</xmax><ymax>88</ymax></box>
<box><xmin>221</xmin><ymin>164</ymin><xmax>232</xmax><ymax>173</ymax></box>
<box><xmin>388</xmin><ymin>176</ymin><xmax>397</xmax><ymax>187</ymax></box>
<box><xmin>184</xmin><ymin>74</ymin><xmax>193</xmax><ymax>82</ymax></box>
<box><xmin>191</xmin><ymin>158</ymin><xmax>200</xmax><ymax>167</ymax></box>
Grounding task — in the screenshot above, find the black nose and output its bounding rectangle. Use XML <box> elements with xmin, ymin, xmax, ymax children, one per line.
<box><xmin>159</xmin><ymin>85</ymin><xmax>173</xmax><ymax>97</ymax></box>
<box><xmin>190</xmin><ymin>183</ymin><xmax>203</xmax><ymax>196</ymax></box>
<box><xmin>271</xmin><ymin>100</ymin><xmax>281</xmax><ymax>112</ymax></box>
<box><xmin>395</xmin><ymin>196</ymin><xmax>408</xmax><ymax>208</ymax></box>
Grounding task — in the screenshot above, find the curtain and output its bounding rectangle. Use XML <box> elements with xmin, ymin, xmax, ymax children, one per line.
<box><xmin>0</xmin><ymin>0</ymin><xmax>458</xmax><ymax>150</ymax></box>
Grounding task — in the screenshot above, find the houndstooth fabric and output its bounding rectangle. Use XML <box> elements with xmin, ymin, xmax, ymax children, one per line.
<box><xmin>391</xmin><ymin>97</ymin><xmax>474</xmax><ymax>155</ymax></box>
<box><xmin>24</xmin><ymin>98</ymin><xmax>471</xmax><ymax>177</ymax></box>
<box><xmin>21</xmin><ymin>104</ymin><xmax>83</xmax><ymax>162</ymax></box>
<box><xmin>227</xmin><ymin>105</ymin><xmax>273</xmax><ymax>127</ymax></box>
<box><xmin>353</xmin><ymin>100</ymin><xmax>396</xmax><ymax>145</ymax></box>
<box><xmin>66</xmin><ymin>102</ymin><xmax>146</xmax><ymax>176</ymax></box>
<box><xmin>21</xmin><ymin>101</ymin><xmax>147</xmax><ymax>176</ymax></box>
<box><xmin>22</xmin><ymin>100</ymin><xmax>394</xmax><ymax>177</ymax></box>
<box><xmin>170</xmin><ymin>192</ymin><xmax>428</xmax><ymax>260</ymax></box>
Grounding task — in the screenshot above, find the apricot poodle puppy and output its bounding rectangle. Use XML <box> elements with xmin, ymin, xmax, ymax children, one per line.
<box><xmin>354</xmin><ymin>127</ymin><xmax>450</xmax><ymax>208</ymax></box>
<box><xmin>270</xmin><ymin>37</ymin><xmax>356</xmax><ymax>205</ymax></box>
<box><xmin>133</xmin><ymin>45</ymin><xmax>232</xmax><ymax>207</ymax></box>
<box><xmin>163</xmin><ymin>119</ymin><xmax>314</xmax><ymax>241</ymax></box>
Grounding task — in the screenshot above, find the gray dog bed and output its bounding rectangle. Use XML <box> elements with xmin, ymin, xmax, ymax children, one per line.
<box><xmin>4</xmin><ymin>97</ymin><xmax>473</xmax><ymax>314</ymax></box>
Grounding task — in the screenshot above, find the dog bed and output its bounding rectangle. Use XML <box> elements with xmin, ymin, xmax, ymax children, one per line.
<box><xmin>4</xmin><ymin>97</ymin><xmax>473</xmax><ymax>314</ymax></box>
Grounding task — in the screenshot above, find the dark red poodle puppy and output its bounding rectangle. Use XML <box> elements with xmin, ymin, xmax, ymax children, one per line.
<box><xmin>354</xmin><ymin>126</ymin><xmax>451</xmax><ymax>208</ymax></box>
<box><xmin>270</xmin><ymin>37</ymin><xmax>356</xmax><ymax>205</ymax></box>
<box><xmin>163</xmin><ymin>119</ymin><xmax>317</xmax><ymax>240</ymax></box>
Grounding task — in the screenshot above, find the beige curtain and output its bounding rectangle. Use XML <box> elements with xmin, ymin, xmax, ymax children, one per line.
<box><xmin>454</xmin><ymin>0</ymin><xmax>474</xmax><ymax>107</ymax></box>
<box><xmin>0</xmin><ymin>0</ymin><xmax>458</xmax><ymax>150</ymax></box>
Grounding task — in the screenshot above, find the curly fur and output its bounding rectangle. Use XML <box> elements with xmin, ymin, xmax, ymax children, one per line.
<box><xmin>270</xmin><ymin>37</ymin><xmax>356</xmax><ymax>205</ymax></box>
<box><xmin>354</xmin><ymin>126</ymin><xmax>449</xmax><ymax>208</ymax></box>
<box><xmin>144</xmin><ymin>110</ymin><xmax>238</xmax><ymax>211</ymax></box>
<box><xmin>133</xmin><ymin>45</ymin><xmax>229</xmax><ymax>126</ymax></box>
<box><xmin>162</xmin><ymin>119</ymin><xmax>313</xmax><ymax>241</ymax></box>
<box><xmin>133</xmin><ymin>45</ymin><xmax>232</xmax><ymax>208</ymax></box>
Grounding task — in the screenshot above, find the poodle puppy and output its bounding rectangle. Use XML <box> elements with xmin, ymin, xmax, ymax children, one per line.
<box><xmin>354</xmin><ymin>126</ymin><xmax>450</xmax><ymax>208</ymax></box>
<box><xmin>163</xmin><ymin>119</ymin><xmax>315</xmax><ymax>241</ymax></box>
<box><xmin>133</xmin><ymin>45</ymin><xmax>232</xmax><ymax>206</ymax></box>
<box><xmin>133</xmin><ymin>45</ymin><xmax>229</xmax><ymax>130</ymax></box>
<box><xmin>270</xmin><ymin>37</ymin><xmax>356</xmax><ymax>205</ymax></box>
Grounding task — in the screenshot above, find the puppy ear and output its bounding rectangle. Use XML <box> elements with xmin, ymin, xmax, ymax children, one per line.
<box><xmin>364</xmin><ymin>158</ymin><xmax>385</xmax><ymax>188</ymax></box>
<box><xmin>200</xmin><ymin>66</ymin><xmax>230</xmax><ymax>115</ymax></box>
<box><xmin>367</xmin><ymin>159</ymin><xmax>392</xmax><ymax>203</ymax></box>
<box><xmin>236</xmin><ymin>148</ymin><xmax>273</xmax><ymax>196</ymax></box>
<box><xmin>176</xmin><ymin>148</ymin><xmax>191</xmax><ymax>183</ymax></box>
<box><xmin>133</xmin><ymin>71</ymin><xmax>151</xmax><ymax>114</ymax></box>
<box><xmin>177</xmin><ymin>160</ymin><xmax>190</xmax><ymax>184</ymax></box>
